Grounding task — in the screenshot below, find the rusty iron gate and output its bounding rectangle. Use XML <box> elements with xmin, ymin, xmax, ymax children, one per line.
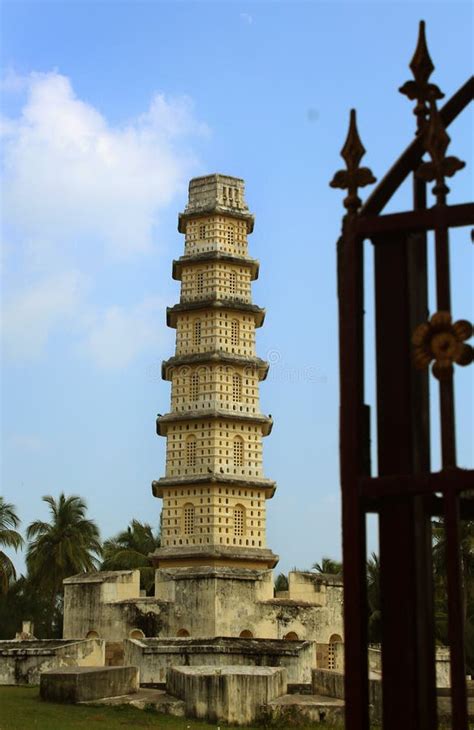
<box><xmin>331</xmin><ymin>22</ymin><xmax>473</xmax><ymax>730</ymax></box>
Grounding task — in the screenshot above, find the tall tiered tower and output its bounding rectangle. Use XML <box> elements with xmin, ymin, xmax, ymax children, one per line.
<box><xmin>151</xmin><ymin>174</ymin><xmax>278</xmax><ymax>571</ymax></box>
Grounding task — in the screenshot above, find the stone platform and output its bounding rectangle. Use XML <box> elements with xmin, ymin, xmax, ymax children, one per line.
<box><xmin>168</xmin><ymin>664</ymin><xmax>287</xmax><ymax>725</ymax></box>
<box><xmin>85</xmin><ymin>685</ymin><xmax>346</xmax><ymax>725</ymax></box>
<box><xmin>125</xmin><ymin>635</ymin><xmax>314</xmax><ymax>684</ymax></box>
<box><xmin>82</xmin><ymin>687</ymin><xmax>185</xmax><ymax>716</ymax></box>
<box><xmin>40</xmin><ymin>665</ymin><xmax>139</xmax><ymax>703</ymax></box>
<box><xmin>266</xmin><ymin>693</ymin><xmax>345</xmax><ymax>725</ymax></box>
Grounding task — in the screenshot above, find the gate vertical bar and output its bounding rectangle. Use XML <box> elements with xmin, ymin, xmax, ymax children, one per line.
<box><xmin>373</xmin><ymin>230</ymin><xmax>436</xmax><ymax>729</ymax></box>
<box><xmin>410</xmin><ymin>174</ymin><xmax>438</xmax><ymax>730</ymax></box>
<box><xmin>338</xmin><ymin>224</ymin><xmax>370</xmax><ymax>730</ymax></box>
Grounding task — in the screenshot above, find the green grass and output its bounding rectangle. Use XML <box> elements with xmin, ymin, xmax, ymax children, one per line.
<box><xmin>1</xmin><ymin>686</ymin><xmax>471</xmax><ymax>730</ymax></box>
<box><xmin>0</xmin><ymin>686</ymin><xmax>338</xmax><ymax>730</ymax></box>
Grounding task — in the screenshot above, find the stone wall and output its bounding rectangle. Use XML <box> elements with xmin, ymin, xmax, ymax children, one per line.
<box><xmin>63</xmin><ymin>567</ymin><xmax>344</xmax><ymax>657</ymax></box>
<box><xmin>0</xmin><ymin>639</ymin><xmax>104</xmax><ymax>685</ymax></box>
<box><xmin>436</xmin><ymin>648</ymin><xmax>451</xmax><ymax>688</ymax></box>
<box><xmin>124</xmin><ymin>636</ymin><xmax>315</xmax><ymax>684</ymax></box>
<box><xmin>312</xmin><ymin>668</ymin><xmax>382</xmax><ymax>722</ymax></box>
<box><xmin>63</xmin><ymin>570</ymin><xmax>172</xmax><ymax>642</ymax></box>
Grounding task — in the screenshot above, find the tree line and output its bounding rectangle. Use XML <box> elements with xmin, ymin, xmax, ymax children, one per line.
<box><xmin>275</xmin><ymin>533</ymin><xmax>474</xmax><ymax>675</ymax></box>
<box><xmin>0</xmin><ymin>494</ymin><xmax>160</xmax><ymax>639</ymax></box>
<box><xmin>2</xmin><ymin>494</ymin><xmax>473</xmax><ymax>674</ymax></box>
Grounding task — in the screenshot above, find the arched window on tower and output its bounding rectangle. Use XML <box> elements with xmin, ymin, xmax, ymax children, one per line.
<box><xmin>234</xmin><ymin>505</ymin><xmax>245</xmax><ymax>536</ymax></box>
<box><xmin>183</xmin><ymin>504</ymin><xmax>195</xmax><ymax>535</ymax></box>
<box><xmin>229</xmin><ymin>271</ymin><xmax>237</xmax><ymax>296</ymax></box>
<box><xmin>190</xmin><ymin>372</ymin><xmax>199</xmax><ymax>402</ymax></box>
<box><xmin>232</xmin><ymin>373</ymin><xmax>241</xmax><ymax>403</ymax></box>
<box><xmin>186</xmin><ymin>436</ymin><xmax>197</xmax><ymax>467</ymax></box>
<box><xmin>197</xmin><ymin>271</ymin><xmax>204</xmax><ymax>296</ymax></box>
<box><xmin>227</xmin><ymin>225</ymin><xmax>234</xmax><ymax>246</ymax></box>
<box><xmin>231</xmin><ymin>320</ymin><xmax>239</xmax><ymax>347</ymax></box>
<box><xmin>199</xmin><ymin>223</ymin><xmax>206</xmax><ymax>240</ymax></box>
<box><xmin>233</xmin><ymin>436</ymin><xmax>244</xmax><ymax>468</ymax></box>
<box><xmin>193</xmin><ymin>319</ymin><xmax>202</xmax><ymax>347</ymax></box>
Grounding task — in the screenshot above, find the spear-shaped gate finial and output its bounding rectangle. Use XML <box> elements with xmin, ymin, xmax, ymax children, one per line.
<box><xmin>329</xmin><ymin>109</ymin><xmax>376</xmax><ymax>216</ymax></box>
<box><xmin>399</xmin><ymin>20</ymin><xmax>444</xmax><ymax>132</ymax></box>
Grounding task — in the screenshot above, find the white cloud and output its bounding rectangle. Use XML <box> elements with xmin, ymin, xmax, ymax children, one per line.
<box><xmin>1</xmin><ymin>71</ymin><xmax>208</xmax><ymax>366</ymax></box>
<box><xmin>1</xmin><ymin>270</ymin><xmax>85</xmax><ymax>360</ymax></box>
<box><xmin>80</xmin><ymin>296</ymin><xmax>168</xmax><ymax>370</ymax></box>
<box><xmin>2</xmin><ymin>71</ymin><xmax>207</xmax><ymax>258</ymax></box>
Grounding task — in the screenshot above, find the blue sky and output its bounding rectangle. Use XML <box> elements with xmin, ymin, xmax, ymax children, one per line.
<box><xmin>1</xmin><ymin>1</ymin><xmax>473</xmax><ymax>576</ymax></box>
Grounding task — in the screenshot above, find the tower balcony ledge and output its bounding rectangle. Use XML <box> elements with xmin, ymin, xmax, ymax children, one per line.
<box><xmin>152</xmin><ymin>474</ymin><xmax>276</xmax><ymax>498</ymax></box>
<box><xmin>156</xmin><ymin>410</ymin><xmax>273</xmax><ymax>436</ymax></box>
<box><xmin>150</xmin><ymin>544</ymin><xmax>278</xmax><ymax>570</ymax></box>
<box><xmin>161</xmin><ymin>352</ymin><xmax>269</xmax><ymax>381</ymax></box>
<box><xmin>167</xmin><ymin>300</ymin><xmax>265</xmax><ymax>328</ymax></box>
<box><xmin>178</xmin><ymin>207</ymin><xmax>255</xmax><ymax>234</ymax></box>
<box><xmin>173</xmin><ymin>253</ymin><xmax>259</xmax><ymax>281</ymax></box>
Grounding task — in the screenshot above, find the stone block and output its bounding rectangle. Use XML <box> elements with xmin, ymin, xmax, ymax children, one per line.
<box><xmin>167</xmin><ymin>664</ymin><xmax>287</xmax><ymax>725</ymax></box>
<box><xmin>40</xmin><ymin>665</ymin><xmax>139</xmax><ymax>703</ymax></box>
<box><xmin>312</xmin><ymin>668</ymin><xmax>383</xmax><ymax>722</ymax></box>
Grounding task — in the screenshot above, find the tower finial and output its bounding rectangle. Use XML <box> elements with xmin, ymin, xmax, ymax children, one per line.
<box><xmin>399</xmin><ymin>20</ymin><xmax>444</xmax><ymax>132</ymax></box>
<box><xmin>330</xmin><ymin>109</ymin><xmax>376</xmax><ymax>215</ymax></box>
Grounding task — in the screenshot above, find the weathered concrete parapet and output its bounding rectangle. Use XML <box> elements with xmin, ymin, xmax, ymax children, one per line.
<box><xmin>124</xmin><ymin>636</ymin><xmax>315</xmax><ymax>684</ymax></box>
<box><xmin>312</xmin><ymin>668</ymin><xmax>382</xmax><ymax>722</ymax></box>
<box><xmin>167</xmin><ymin>665</ymin><xmax>287</xmax><ymax>725</ymax></box>
<box><xmin>40</xmin><ymin>665</ymin><xmax>139</xmax><ymax>703</ymax></box>
<box><xmin>64</xmin><ymin>570</ymin><xmax>140</xmax><ymax>603</ymax></box>
<box><xmin>0</xmin><ymin>639</ymin><xmax>104</xmax><ymax>685</ymax></box>
<box><xmin>288</xmin><ymin>571</ymin><xmax>343</xmax><ymax>606</ymax></box>
<box><xmin>63</xmin><ymin>570</ymin><xmax>157</xmax><ymax>641</ymax></box>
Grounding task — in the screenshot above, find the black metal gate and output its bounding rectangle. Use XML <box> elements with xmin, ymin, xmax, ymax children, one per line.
<box><xmin>331</xmin><ymin>21</ymin><xmax>473</xmax><ymax>730</ymax></box>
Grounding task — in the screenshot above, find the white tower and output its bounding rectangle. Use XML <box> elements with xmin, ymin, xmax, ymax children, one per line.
<box><xmin>151</xmin><ymin>174</ymin><xmax>278</xmax><ymax>570</ymax></box>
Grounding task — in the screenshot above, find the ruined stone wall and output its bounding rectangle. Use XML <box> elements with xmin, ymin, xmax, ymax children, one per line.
<box><xmin>0</xmin><ymin>639</ymin><xmax>104</xmax><ymax>685</ymax></box>
<box><xmin>63</xmin><ymin>571</ymin><xmax>172</xmax><ymax>642</ymax></box>
<box><xmin>63</xmin><ymin>568</ymin><xmax>344</xmax><ymax>656</ymax></box>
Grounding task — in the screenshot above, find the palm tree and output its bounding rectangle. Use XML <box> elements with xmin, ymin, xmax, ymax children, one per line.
<box><xmin>26</xmin><ymin>493</ymin><xmax>101</xmax><ymax>633</ymax></box>
<box><xmin>274</xmin><ymin>573</ymin><xmax>289</xmax><ymax>593</ymax></box>
<box><xmin>0</xmin><ymin>498</ymin><xmax>24</xmax><ymax>594</ymax></box>
<box><xmin>101</xmin><ymin>519</ymin><xmax>160</xmax><ymax>594</ymax></box>
<box><xmin>432</xmin><ymin>518</ymin><xmax>474</xmax><ymax>623</ymax></box>
<box><xmin>432</xmin><ymin>518</ymin><xmax>474</xmax><ymax>673</ymax></box>
<box><xmin>312</xmin><ymin>556</ymin><xmax>343</xmax><ymax>575</ymax></box>
<box><xmin>367</xmin><ymin>552</ymin><xmax>381</xmax><ymax>643</ymax></box>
